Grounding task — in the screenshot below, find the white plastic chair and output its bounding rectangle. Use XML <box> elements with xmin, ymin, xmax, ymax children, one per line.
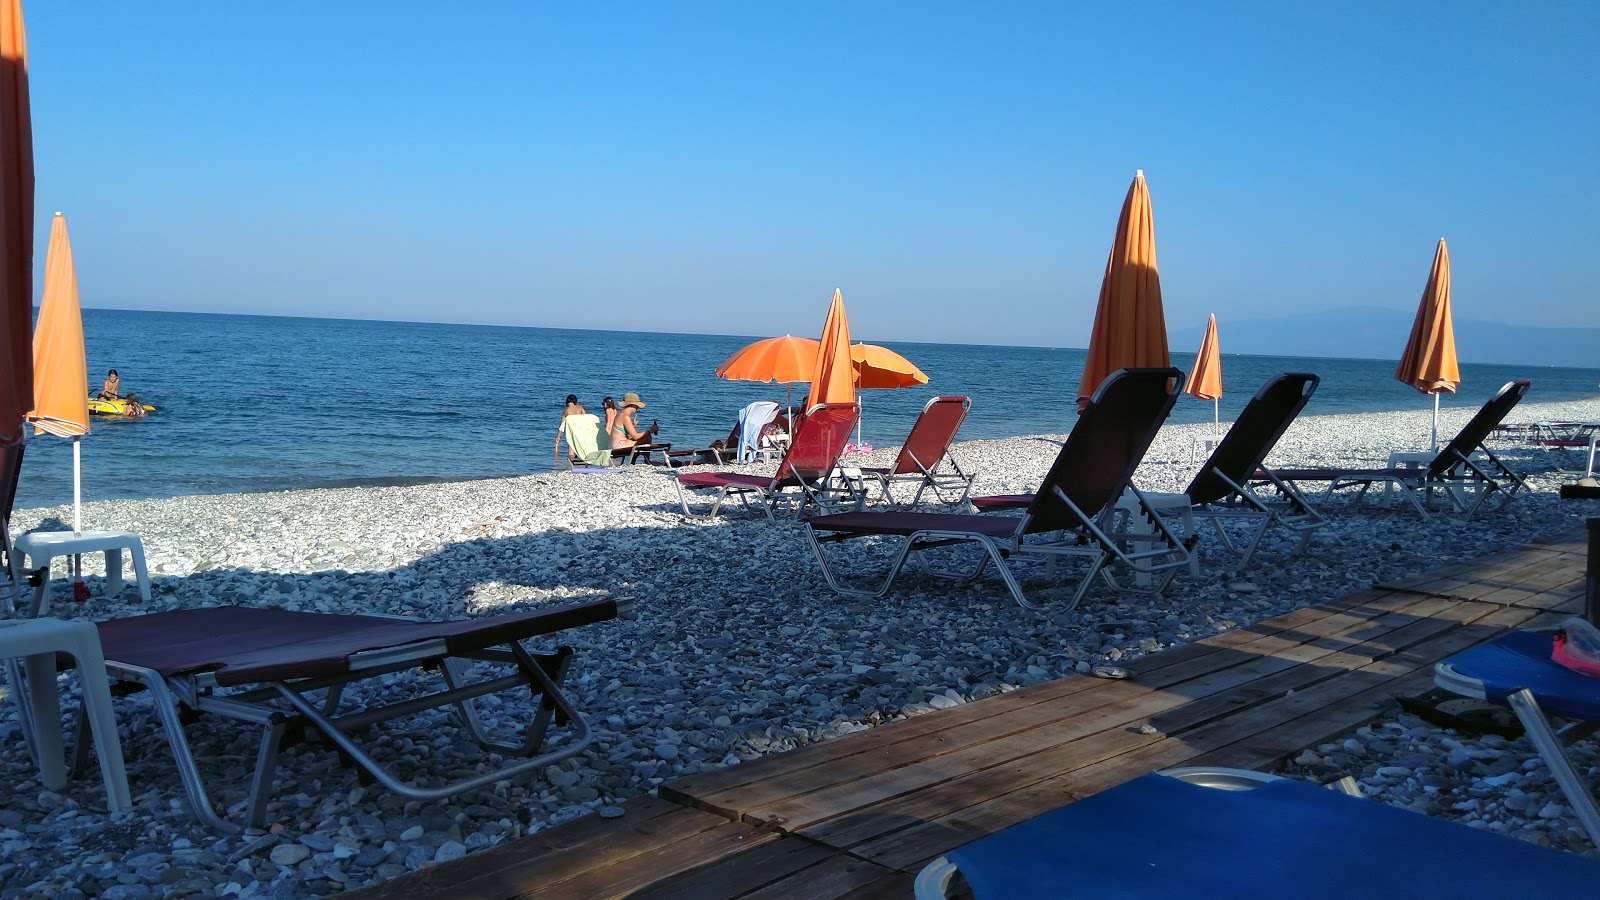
<box><xmin>0</xmin><ymin>617</ymin><xmax>130</xmax><ymax>811</ymax></box>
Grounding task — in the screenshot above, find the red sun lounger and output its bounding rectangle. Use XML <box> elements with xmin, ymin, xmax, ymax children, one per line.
<box><xmin>971</xmin><ymin>373</ymin><xmax>1325</xmax><ymax>571</ymax></box>
<box><xmin>1267</xmin><ymin>379</ymin><xmax>1530</xmax><ymax>517</ymax></box>
<box><xmin>806</xmin><ymin>369</ymin><xmax>1189</xmax><ymax>610</ymax></box>
<box><xmin>857</xmin><ymin>395</ymin><xmax>976</xmax><ymax>507</ymax></box>
<box><xmin>87</xmin><ymin>597</ymin><xmax>627</xmax><ymax>830</ymax></box>
<box><xmin>674</xmin><ymin>402</ymin><xmax>861</xmax><ymax>520</ymax></box>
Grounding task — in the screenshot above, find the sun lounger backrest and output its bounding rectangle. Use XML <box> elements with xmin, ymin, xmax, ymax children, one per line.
<box><xmin>1025</xmin><ymin>368</ymin><xmax>1182</xmax><ymax>534</ymax></box>
<box><xmin>1186</xmin><ymin>373</ymin><xmax>1318</xmax><ymax>505</ymax></box>
<box><xmin>774</xmin><ymin>402</ymin><xmax>859</xmax><ymax>486</ymax></box>
<box><xmin>1428</xmin><ymin>379</ymin><xmax>1530</xmax><ymax>476</ymax></box>
<box><xmin>888</xmin><ymin>396</ymin><xmax>970</xmax><ymax>476</ymax></box>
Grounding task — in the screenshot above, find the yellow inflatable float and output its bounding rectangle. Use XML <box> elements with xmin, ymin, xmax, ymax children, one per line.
<box><xmin>87</xmin><ymin>397</ymin><xmax>155</xmax><ymax>416</ymax></box>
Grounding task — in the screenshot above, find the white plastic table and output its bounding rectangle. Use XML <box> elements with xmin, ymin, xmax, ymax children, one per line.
<box><xmin>12</xmin><ymin>530</ymin><xmax>152</xmax><ymax>612</ymax></box>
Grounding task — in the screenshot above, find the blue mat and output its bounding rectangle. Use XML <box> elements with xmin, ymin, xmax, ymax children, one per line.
<box><xmin>946</xmin><ymin>773</ymin><xmax>1600</xmax><ymax>899</ymax></box>
<box><xmin>1444</xmin><ymin>630</ymin><xmax>1600</xmax><ymax>720</ymax></box>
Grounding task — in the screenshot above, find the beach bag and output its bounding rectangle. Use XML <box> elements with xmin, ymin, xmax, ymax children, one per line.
<box><xmin>1551</xmin><ymin>617</ymin><xmax>1600</xmax><ymax>679</ymax></box>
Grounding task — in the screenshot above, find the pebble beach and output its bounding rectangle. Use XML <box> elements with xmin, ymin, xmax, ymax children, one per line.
<box><xmin>3</xmin><ymin>396</ymin><xmax>1600</xmax><ymax>898</ymax></box>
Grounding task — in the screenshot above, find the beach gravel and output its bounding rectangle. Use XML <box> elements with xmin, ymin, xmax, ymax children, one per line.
<box><xmin>2</xmin><ymin>396</ymin><xmax>1599</xmax><ymax>895</ymax></box>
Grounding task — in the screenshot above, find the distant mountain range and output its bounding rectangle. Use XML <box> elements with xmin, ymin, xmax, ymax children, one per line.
<box><xmin>1167</xmin><ymin>307</ymin><xmax>1600</xmax><ymax>369</ymax></box>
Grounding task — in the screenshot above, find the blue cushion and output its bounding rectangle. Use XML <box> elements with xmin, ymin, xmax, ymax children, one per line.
<box><xmin>946</xmin><ymin>773</ymin><xmax>1600</xmax><ymax>899</ymax></box>
<box><xmin>1444</xmin><ymin>630</ymin><xmax>1600</xmax><ymax>720</ymax></box>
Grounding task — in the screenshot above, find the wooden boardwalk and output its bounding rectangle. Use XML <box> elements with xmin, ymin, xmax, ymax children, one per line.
<box><xmin>346</xmin><ymin>529</ymin><xmax>1589</xmax><ymax>900</ymax></box>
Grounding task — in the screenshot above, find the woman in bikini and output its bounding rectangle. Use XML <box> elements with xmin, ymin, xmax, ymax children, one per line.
<box><xmin>611</xmin><ymin>392</ymin><xmax>659</xmax><ymax>450</ymax></box>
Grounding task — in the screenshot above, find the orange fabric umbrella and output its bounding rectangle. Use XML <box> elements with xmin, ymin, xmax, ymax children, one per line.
<box><xmin>1186</xmin><ymin>313</ymin><xmax>1222</xmax><ymax>434</ymax></box>
<box><xmin>1394</xmin><ymin>238</ymin><xmax>1459</xmax><ymax>450</ymax></box>
<box><xmin>804</xmin><ymin>288</ymin><xmax>854</xmax><ymax>409</ymax></box>
<box><xmin>715</xmin><ymin>334</ymin><xmax>820</xmax><ymax>383</ymax></box>
<box><xmin>1077</xmin><ymin>170</ymin><xmax>1170</xmax><ymax>411</ymax></box>
<box><xmin>851</xmin><ymin>343</ymin><xmax>929</xmax><ymax>389</ymax></box>
<box><xmin>28</xmin><ymin>214</ymin><xmax>89</xmax><ymax>439</ymax></box>
<box><xmin>0</xmin><ymin>0</ymin><xmax>33</xmax><ymax>447</ymax></box>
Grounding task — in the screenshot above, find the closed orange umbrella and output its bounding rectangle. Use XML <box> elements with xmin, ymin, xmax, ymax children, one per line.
<box><xmin>1394</xmin><ymin>238</ymin><xmax>1459</xmax><ymax>451</ymax></box>
<box><xmin>0</xmin><ymin>0</ymin><xmax>32</xmax><ymax>447</ymax></box>
<box><xmin>804</xmin><ymin>288</ymin><xmax>854</xmax><ymax>409</ymax></box>
<box><xmin>1186</xmin><ymin>313</ymin><xmax>1222</xmax><ymax>434</ymax></box>
<box><xmin>1077</xmin><ymin>170</ymin><xmax>1170</xmax><ymax>411</ymax></box>
<box><xmin>26</xmin><ymin>213</ymin><xmax>90</xmax><ymax>532</ymax></box>
<box><xmin>851</xmin><ymin>343</ymin><xmax>929</xmax><ymax>389</ymax></box>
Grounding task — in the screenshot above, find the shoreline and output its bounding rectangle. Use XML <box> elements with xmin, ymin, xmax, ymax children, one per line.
<box><xmin>3</xmin><ymin>396</ymin><xmax>1599</xmax><ymax>896</ymax></box>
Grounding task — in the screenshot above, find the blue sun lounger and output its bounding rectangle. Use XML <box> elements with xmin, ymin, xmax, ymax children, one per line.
<box><xmin>916</xmin><ymin>767</ymin><xmax>1600</xmax><ymax>899</ymax></box>
<box><xmin>1436</xmin><ymin>628</ymin><xmax>1600</xmax><ymax>848</ymax></box>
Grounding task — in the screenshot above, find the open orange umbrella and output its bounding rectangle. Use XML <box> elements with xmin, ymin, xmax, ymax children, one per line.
<box><xmin>27</xmin><ymin>213</ymin><xmax>91</xmax><ymax>532</ymax></box>
<box><xmin>715</xmin><ymin>333</ymin><xmax>820</xmax><ymax>411</ymax></box>
<box><xmin>1186</xmin><ymin>313</ymin><xmax>1222</xmax><ymax>435</ymax></box>
<box><xmin>0</xmin><ymin>0</ymin><xmax>32</xmax><ymax>449</ymax></box>
<box><xmin>804</xmin><ymin>288</ymin><xmax>854</xmax><ymax>410</ymax></box>
<box><xmin>851</xmin><ymin>343</ymin><xmax>928</xmax><ymax>389</ymax></box>
<box><xmin>1394</xmin><ymin>238</ymin><xmax>1459</xmax><ymax>451</ymax></box>
<box><xmin>1077</xmin><ymin>169</ymin><xmax>1170</xmax><ymax>411</ymax></box>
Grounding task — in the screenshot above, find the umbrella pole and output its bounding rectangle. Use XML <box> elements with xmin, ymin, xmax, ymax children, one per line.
<box><xmin>1431</xmin><ymin>393</ymin><xmax>1440</xmax><ymax>453</ymax></box>
<box><xmin>1213</xmin><ymin>398</ymin><xmax>1219</xmax><ymax>437</ymax></box>
<box><xmin>72</xmin><ymin>436</ymin><xmax>82</xmax><ymax>536</ymax></box>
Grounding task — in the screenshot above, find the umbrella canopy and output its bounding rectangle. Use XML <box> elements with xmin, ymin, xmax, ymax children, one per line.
<box><xmin>714</xmin><ymin>334</ymin><xmax>820</xmax><ymax>384</ymax></box>
<box><xmin>1077</xmin><ymin>170</ymin><xmax>1170</xmax><ymax>410</ymax></box>
<box><xmin>1395</xmin><ymin>238</ymin><xmax>1459</xmax><ymax>450</ymax></box>
<box><xmin>851</xmin><ymin>343</ymin><xmax>929</xmax><ymax>389</ymax></box>
<box><xmin>0</xmin><ymin>0</ymin><xmax>32</xmax><ymax>447</ymax></box>
<box><xmin>1186</xmin><ymin>314</ymin><xmax>1222</xmax><ymax>401</ymax></box>
<box><xmin>27</xmin><ymin>213</ymin><xmax>89</xmax><ymax>438</ymax></box>
<box><xmin>804</xmin><ymin>288</ymin><xmax>854</xmax><ymax>409</ymax></box>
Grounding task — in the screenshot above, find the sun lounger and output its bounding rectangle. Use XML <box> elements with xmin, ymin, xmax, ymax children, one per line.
<box><xmin>915</xmin><ymin>767</ymin><xmax>1600</xmax><ymax>899</ymax></box>
<box><xmin>83</xmin><ymin>598</ymin><xmax>627</xmax><ymax>830</ymax></box>
<box><xmin>857</xmin><ymin>396</ymin><xmax>975</xmax><ymax>507</ymax></box>
<box><xmin>1268</xmin><ymin>379</ymin><xmax>1530</xmax><ymax>517</ymax></box>
<box><xmin>1435</xmin><ymin>628</ymin><xmax>1600</xmax><ymax>847</ymax></box>
<box><xmin>673</xmin><ymin>402</ymin><xmax>861</xmax><ymax>520</ymax></box>
<box><xmin>805</xmin><ymin>368</ymin><xmax>1189</xmax><ymax>610</ymax></box>
<box><xmin>970</xmin><ymin>374</ymin><xmax>1325</xmax><ymax>571</ymax></box>
<box><xmin>665</xmin><ymin>401</ymin><xmax>784</xmax><ymax>467</ymax></box>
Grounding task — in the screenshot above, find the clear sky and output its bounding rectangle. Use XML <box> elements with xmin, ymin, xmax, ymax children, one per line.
<box><xmin>21</xmin><ymin>1</ymin><xmax>1599</xmax><ymax>350</ymax></box>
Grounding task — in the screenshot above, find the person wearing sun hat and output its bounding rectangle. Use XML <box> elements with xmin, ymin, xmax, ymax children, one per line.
<box><xmin>612</xmin><ymin>391</ymin><xmax>660</xmax><ymax>449</ymax></box>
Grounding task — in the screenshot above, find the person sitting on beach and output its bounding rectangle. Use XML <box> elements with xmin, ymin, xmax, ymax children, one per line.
<box><xmin>555</xmin><ymin>395</ymin><xmax>586</xmax><ymax>458</ymax></box>
<box><xmin>601</xmin><ymin>396</ymin><xmax>618</xmax><ymax>437</ymax></box>
<box><xmin>611</xmin><ymin>392</ymin><xmax>660</xmax><ymax>450</ymax></box>
<box><xmin>97</xmin><ymin>368</ymin><xmax>120</xmax><ymax>400</ymax></box>
<box><xmin>121</xmin><ymin>392</ymin><xmax>146</xmax><ymax>418</ymax></box>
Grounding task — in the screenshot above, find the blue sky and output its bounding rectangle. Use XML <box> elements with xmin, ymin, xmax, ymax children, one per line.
<box><xmin>22</xmin><ymin>2</ymin><xmax>1599</xmax><ymax>352</ymax></box>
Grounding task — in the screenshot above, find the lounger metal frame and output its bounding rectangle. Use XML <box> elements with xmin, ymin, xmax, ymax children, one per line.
<box><xmin>86</xmin><ymin>601</ymin><xmax>628</xmax><ymax>831</ymax></box>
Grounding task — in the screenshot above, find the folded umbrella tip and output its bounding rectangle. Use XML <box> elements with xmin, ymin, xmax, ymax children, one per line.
<box><xmin>1135</xmin><ymin>169</ymin><xmax>1143</xmax><ymax>177</ymax></box>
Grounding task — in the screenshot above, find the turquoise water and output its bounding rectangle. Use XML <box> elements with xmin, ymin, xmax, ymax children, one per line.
<box><xmin>12</xmin><ymin>308</ymin><xmax>1600</xmax><ymax>510</ymax></box>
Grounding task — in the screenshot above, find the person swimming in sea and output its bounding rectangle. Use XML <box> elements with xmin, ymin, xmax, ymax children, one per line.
<box><xmin>121</xmin><ymin>392</ymin><xmax>146</xmax><ymax>418</ymax></box>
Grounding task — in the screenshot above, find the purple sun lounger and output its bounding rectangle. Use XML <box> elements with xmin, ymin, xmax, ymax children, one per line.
<box><xmin>915</xmin><ymin>767</ymin><xmax>1600</xmax><ymax>899</ymax></box>
<box><xmin>85</xmin><ymin>598</ymin><xmax>628</xmax><ymax>830</ymax></box>
<box><xmin>805</xmin><ymin>369</ymin><xmax>1189</xmax><ymax>610</ymax></box>
<box><xmin>674</xmin><ymin>402</ymin><xmax>861</xmax><ymax>520</ymax></box>
<box><xmin>1267</xmin><ymin>379</ymin><xmax>1531</xmax><ymax>517</ymax></box>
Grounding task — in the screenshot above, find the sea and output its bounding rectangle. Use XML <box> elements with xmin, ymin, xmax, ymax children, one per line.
<box><xmin>11</xmin><ymin>308</ymin><xmax>1600</xmax><ymax>511</ymax></box>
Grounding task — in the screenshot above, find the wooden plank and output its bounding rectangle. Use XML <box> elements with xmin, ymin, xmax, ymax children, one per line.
<box><xmin>660</xmin><ymin>589</ymin><xmax>1408</xmax><ymax>812</ymax></box>
<box><xmin>1384</xmin><ymin>549</ymin><xmax>1570</xmax><ymax>600</ymax></box>
<box><xmin>846</xmin><ymin>601</ymin><xmax>1525</xmax><ymax>872</ymax></box>
<box><xmin>624</xmin><ymin>834</ymin><xmax>839</xmax><ymax>900</ymax></box>
<box><xmin>517</xmin><ymin>820</ymin><xmax>781</xmax><ymax>899</ymax></box>
<box><xmin>761</xmin><ymin>595</ymin><xmax>1473</xmax><ymax>836</ymax></box>
<box><xmin>340</xmin><ymin>798</ymin><xmax>724</xmax><ymax>900</ymax></box>
<box><xmin>734</xmin><ymin>852</ymin><xmax>908</xmax><ymax>900</ymax></box>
